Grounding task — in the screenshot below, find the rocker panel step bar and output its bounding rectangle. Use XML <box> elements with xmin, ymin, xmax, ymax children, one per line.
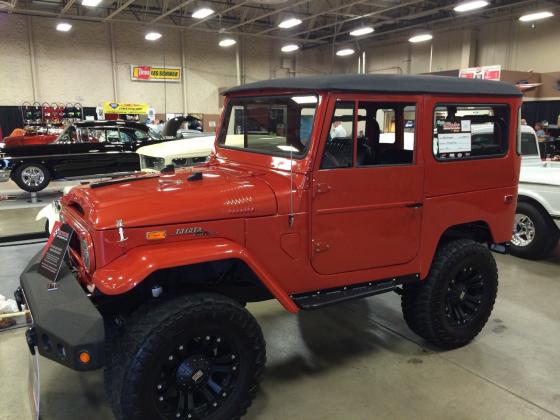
<box><xmin>292</xmin><ymin>274</ymin><xmax>421</xmax><ymax>310</ymax></box>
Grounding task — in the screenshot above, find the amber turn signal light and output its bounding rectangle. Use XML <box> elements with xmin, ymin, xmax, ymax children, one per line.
<box><xmin>146</xmin><ymin>230</ymin><xmax>167</xmax><ymax>240</ymax></box>
<box><xmin>79</xmin><ymin>351</ymin><xmax>91</xmax><ymax>364</ymax></box>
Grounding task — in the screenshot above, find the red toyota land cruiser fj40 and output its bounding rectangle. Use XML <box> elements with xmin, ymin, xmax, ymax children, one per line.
<box><xmin>16</xmin><ymin>74</ymin><xmax>522</xmax><ymax>420</ymax></box>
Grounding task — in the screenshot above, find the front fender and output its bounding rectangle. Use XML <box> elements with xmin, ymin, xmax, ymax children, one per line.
<box><xmin>92</xmin><ymin>238</ymin><xmax>299</xmax><ymax>312</ymax></box>
<box><xmin>518</xmin><ymin>185</ymin><xmax>559</xmax><ymax>217</ymax></box>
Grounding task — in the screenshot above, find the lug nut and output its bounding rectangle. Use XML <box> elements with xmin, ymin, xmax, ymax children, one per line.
<box><xmin>176</xmin><ymin>413</ymin><xmax>181</xmax><ymax>418</ymax></box>
<box><xmin>159</xmin><ymin>396</ymin><xmax>164</xmax><ymax>401</ymax></box>
<box><xmin>206</xmin><ymin>336</ymin><xmax>210</xmax><ymax>341</ymax></box>
<box><xmin>231</xmin><ymin>355</ymin><xmax>235</xmax><ymax>360</ymax></box>
<box><xmin>213</xmin><ymin>402</ymin><xmax>218</xmax><ymax>407</ymax></box>
<box><xmin>216</xmin><ymin>338</ymin><xmax>221</xmax><ymax>343</ymax></box>
<box><xmin>179</xmin><ymin>345</ymin><xmax>184</xmax><ymax>350</ymax></box>
<box><xmin>232</xmin><ymin>366</ymin><xmax>237</xmax><ymax>371</ymax></box>
<box><xmin>169</xmin><ymin>355</ymin><xmax>174</xmax><ymax>361</ymax></box>
<box><xmin>157</xmin><ymin>384</ymin><xmax>162</xmax><ymax>390</ymax></box>
<box><xmin>222</xmin><ymin>392</ymin><xmax>227</xmax><ymax>397</ymax></box>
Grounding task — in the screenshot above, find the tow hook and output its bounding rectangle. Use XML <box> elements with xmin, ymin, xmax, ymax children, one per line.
<box><xmin>14</xmin><ymin>287</ymin><xmax>24</xmax><ymax>311</ymax></box>
<box><xmin>25</xmin><ymin>327</ymin><xmax>37</xmax><ymax>356</ymax></box>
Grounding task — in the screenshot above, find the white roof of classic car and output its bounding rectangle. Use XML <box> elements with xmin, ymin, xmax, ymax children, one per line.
<box><xmin>137</xmin><ymin>135</ymin><xmax>215</xmax><ymax>159</ymax></box>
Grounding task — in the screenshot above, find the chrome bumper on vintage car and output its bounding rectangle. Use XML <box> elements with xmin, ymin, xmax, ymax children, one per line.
<box><xmin>0</xmin><ymin>168</ymin><xmax>10</xmax><ymax>182</ymax></box>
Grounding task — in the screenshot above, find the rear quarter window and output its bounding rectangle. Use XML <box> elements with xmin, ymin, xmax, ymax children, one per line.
<box><xmin>520</xmin><ymin>132</ymin><xmax>539</xmax><ymax>156</ymax></box>
<box><xmin>433</xmin><ymin>104</ymin><xmax>509</xmax><ymax>161</ymax></box>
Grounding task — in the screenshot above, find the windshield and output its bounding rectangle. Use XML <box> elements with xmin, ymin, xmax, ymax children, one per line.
<box><xmin>218</xmin><ymin>95</ymin><xmax>318</xmax><ymax>158</ymax></box>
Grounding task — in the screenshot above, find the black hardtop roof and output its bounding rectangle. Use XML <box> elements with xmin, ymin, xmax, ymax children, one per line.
<box><xmin>224</xmin><ymin>74</ymin><xmax>522</xmax><ymax>97</ymax></box>
<box><xmin>74</xmin><ymin>120</ymin><xmax>149</xmax><ymax>130</ymax></box>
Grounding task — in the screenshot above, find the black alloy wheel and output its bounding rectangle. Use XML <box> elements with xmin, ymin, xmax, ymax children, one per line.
<box><xmin>153</xmin><ymin>333</ymin><xmax>241</xmax><ymax>419</ymax></box>
<box><xmin>444</xmin><ymin>263</ymin><xmax>485</xmax><ymax>328</ymax></box>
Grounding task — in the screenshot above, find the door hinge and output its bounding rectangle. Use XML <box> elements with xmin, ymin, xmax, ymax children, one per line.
<box><xmin>314</xmin><ymin>182</ymin><xmax>331</xmax><ymax>197</ymax></box>
<box><xmin>312</xmin><ymin>240</ymin><xmax>331</xmax><ymax>255</ymax></box>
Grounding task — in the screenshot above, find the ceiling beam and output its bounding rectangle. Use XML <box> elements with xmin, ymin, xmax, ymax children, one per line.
<box><xmin>104</xmin><ymin>0</ymin><xmax>136</xmax><ymax>21</ymax></box>
<box><xmin>5</xmin><ymin>6</ymin><xmax>328</xmax><ymax>44</ymax></box>
<box><xmin>149</xmin><ymin>0</ymin><xmax>195</xmax><ymax>24</ymax></box>
<box><xmin>59</xmin><ymin>0</ymin><xmax>77</xmax><ymax>16</ymax></box>
<box><xmin>188</xmin><ymin>0</ymin><xmax>251</xmax><ymax>28</ymax></box>
<box><xmin>256</xmin><ymin>0</ymin><xmax>372</xmax><ymax>35</ymax></box>
<box><xmin>225</xmin><ymin>0</ymin><xmax>313</xmax><ymax>31</ymax></box>
<box><xmin>293</xmin><ymin>0</ymin><xmax>424</xmax><ymax>38</ymax></box>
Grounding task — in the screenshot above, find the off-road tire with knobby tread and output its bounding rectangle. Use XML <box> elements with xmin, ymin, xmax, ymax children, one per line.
<box><xmin>401</xmin><ymin>239</ymin><xmax>498</xmax><ymax>349</ymax></box>
<box><xmin>104</xmin><ymin>293</ymin><xmax>266</xmax><ymax>420</ymax></box>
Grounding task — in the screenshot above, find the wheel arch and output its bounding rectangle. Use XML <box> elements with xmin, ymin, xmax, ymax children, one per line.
<box><xmin>517</xmin><ymin>193</ymin><xmax>556</xmax><ymax>227</ymax></box>
<box><xmin>92</xmin><ymin>238</ymin><xmax>299</xmax><ymax>313</ymax></box>
<box><xmin>420</xmin><ymin>220</ymin><xmax>496</xmax><ymax>279</ymax></box>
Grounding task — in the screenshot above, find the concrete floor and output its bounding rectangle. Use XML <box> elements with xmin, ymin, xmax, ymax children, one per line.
<box><xmin>0</xmin><ymin>178</ymin><xmax>93</xmax><ymax>238</ymax></box>
<box><xmin>0</xmin><ymin>251</ymin><xmax>559</xmax><ymax>420</ymax></box>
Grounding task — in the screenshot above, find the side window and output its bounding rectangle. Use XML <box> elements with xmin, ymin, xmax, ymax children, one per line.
<box><xmin>520</xmin><ymin>132</ymin><xmax>539</xmax><ymax>156</ymax></box>
<box><xmin>356</xmin><ymin>102</ymin><xmax>415</xmax><ymax>166</ymax></box>
<box><xmin>433</xmin><ymin>104</ymin><xmax>508</xmax><ymax>160</ymax></box>
<box><xmin>320</xmin><ymin>101</ymin><xmax>354</xmax><ymax>169</ymax></box>
<box><xmin>119</xmin><ymin>130</ymin><xmax>135</xmax><ymax>143</ymax></box>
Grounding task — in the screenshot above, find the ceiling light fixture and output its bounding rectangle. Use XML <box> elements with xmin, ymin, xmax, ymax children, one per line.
<box><xmin>145</xmin><ymin>31</ymin><xmax>162</xmax><ymax>41</ymax></box>
<box><xmin>519</xmin><ymin>11</ymin><xmax>553</xmax><ymax>22</ymax></box>
<box><xmin>281</xmin><ymin>44</ymin><xmax>299</xmax><ymax>52</ymax></box>
<box><xmin>81</xmin><ymin>0</ymin><xmax>101</xmax><ymax>7</ymax></box>
<box><xmin>192</xmin><ymin>7</ymin><xmax>214</xmax><ymax>19</ymax></box>
<box><xmin>278</xmin><ymin>17</ymin><xmax>302</xmax><ymax>29</ymax></box>
<box><xmin>453</xmin><ymin>1</ymin><xmax>488</xmax><ymax>13</ymax></box>
<box><xmin>350</xmin><ymin>26</ymin><xmax>374</xmax><ymax>37</ymax></box>
<box><xmin>408</xmin><ymin>33</ymin><xmax>433</xmax><ymax>43</ymax></box>
<box><xmin>219</xmin><ymin>38</ymin><xmax>236</xmax><ymax>47</ymax></box>
<box><xmin>56</xmin><ymin>22</ymin><xmax>72</xmax><ymax>32</ymax></box>
<box><xmin>336</xmin><ymin>48</ymin><xmax>355</xmax><ymax>56</ymax></box>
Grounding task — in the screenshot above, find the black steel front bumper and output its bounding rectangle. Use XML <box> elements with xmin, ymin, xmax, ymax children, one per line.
<box><xmin>15</xmin><ymin>251</ymin><xmax>105</xmax><ymax>371</ymax></box>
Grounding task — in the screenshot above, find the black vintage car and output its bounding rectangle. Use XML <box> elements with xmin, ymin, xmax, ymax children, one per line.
<box><xmin>0</xmin><ymin>120</ymin><xmax>166</xmax><ymax>192</ymax></box>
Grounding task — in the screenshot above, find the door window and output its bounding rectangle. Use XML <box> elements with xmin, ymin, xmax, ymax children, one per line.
<box><xmin>320</xmin><ymin>101</ymin><xmax>355</xmax><ymax>169</ymax></box>
<box><xmin>320</xmin><ymin>100</ymin><xmax>416</xmax><ymax>169</ymax></box>
<box><xmin>356</xmin><ymin>103</ymin><xmax>415</xmax><ymax>166</ymax></box>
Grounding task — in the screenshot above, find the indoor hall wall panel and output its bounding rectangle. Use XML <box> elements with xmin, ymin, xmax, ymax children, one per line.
<box><xmin>0</xmin><ymin>14</ymin><xmax>34</xmax><ymax>105</ymax></box>
<box><xmin>31</xmin><ymin>18</ymin><xmax>113</xmax><ymax>104</ymax></box>
<box><xmin>113</xmin><ymin>24</ymin><xmax>183</xmax><ymax>113</ymax></box>
<box><xmin>183</xmin><ymin>30</ymin><xmax>237</xmax><ymax>115</ymax></box>
<box><xmin>244</xmin><ymin>38</ymin><xmax>272</xmax><ymax>83</ymax></box>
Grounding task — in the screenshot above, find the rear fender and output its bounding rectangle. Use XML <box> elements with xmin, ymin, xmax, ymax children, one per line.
<box><xmin>92</xmin><ymin>238</ymin><xmax>299</xmax><ymax>312</ymax></box>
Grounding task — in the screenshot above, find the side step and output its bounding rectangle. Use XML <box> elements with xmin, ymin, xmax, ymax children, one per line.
<box><xmin>292</xmin><ymin>274</ymin><xmax>420</xmax><ymax>310</ymax></box>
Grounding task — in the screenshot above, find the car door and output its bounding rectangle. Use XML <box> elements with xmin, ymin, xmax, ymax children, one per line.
<box><xmin>66</xmin><ymin>127</ymin><xmax>121</xmax><ymax>176</ymax></box>
<box><xmin>310</xmin><ymin>95</ymin><xmax>424</xmax><ymax>275</ymax></box>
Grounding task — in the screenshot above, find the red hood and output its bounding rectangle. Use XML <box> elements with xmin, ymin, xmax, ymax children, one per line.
<box><xmin>62</xmin><ymin>166</ymin><xmax>278</xmax><ymax>230</ymax></box>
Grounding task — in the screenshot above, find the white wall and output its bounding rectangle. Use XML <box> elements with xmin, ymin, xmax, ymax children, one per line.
<box><xmin>2</xmin><ymin>14</ymin><xmax>559</xmax><ymax>112</ymax></box>
<box><xmin>337</xmin><ymin>16</ymin><xmax>560</xmax><ymax>76</ymax></box>
<box><xmin>0</xmin><ymin>14</ymin><xmax>341</xmax><ymax>113</ymax></box>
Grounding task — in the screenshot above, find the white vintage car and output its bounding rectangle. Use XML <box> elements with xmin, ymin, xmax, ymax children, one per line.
<box><xmin>137</xmin><ymin>135</ymin><xmax>215</xmax><ymax>172</ymax></box>
<box><xmin>510</xmin><ymin>125</ymin><xmax>560</xmax><ymax>259</ymax></box>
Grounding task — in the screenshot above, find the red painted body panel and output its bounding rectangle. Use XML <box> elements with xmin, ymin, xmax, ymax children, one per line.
<box><xmin>91</xmin><ymin>238</ymin><xmax>299</xmax><ymax>312</ymax></box>
<box><xmin>60</xmin><ymin>86</ymin><xmax>522</xmax><ymax>310</ymax></box>
<box><xmin>3</xmin><ymin>134</ymin><xmax>58</xmax><ymax>147</ymax></box>
<box><xmin>62</xmin><ymin>165</ymin><xmax>278</xmax><ymax>230</ymax></box>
